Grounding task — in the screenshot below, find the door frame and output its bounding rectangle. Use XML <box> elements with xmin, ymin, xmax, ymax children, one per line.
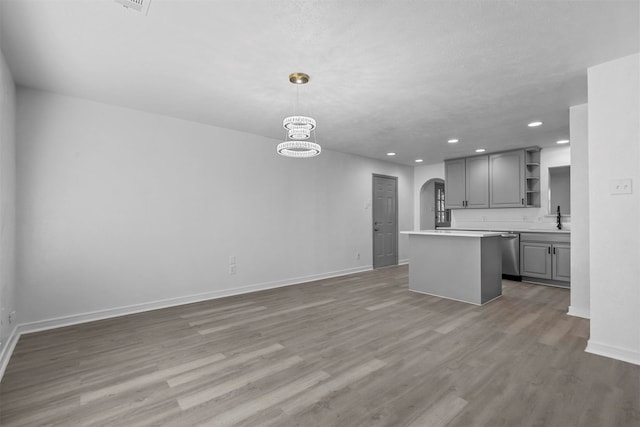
<box><xmin>372</xmin><ymin>173</ymin><xmax>399</xmax><ymax>269</ymax></box>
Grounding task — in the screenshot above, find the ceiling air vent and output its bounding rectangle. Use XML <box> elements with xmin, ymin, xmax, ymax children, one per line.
<box><xmin>115</xmin><ymin>0</ymin><xmax>152</xmax><ymax>15</ymax></box>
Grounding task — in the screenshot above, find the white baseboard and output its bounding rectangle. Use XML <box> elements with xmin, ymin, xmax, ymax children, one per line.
<box><xmin>567</xmin><ymin>305</ymin><xmax>590</xmax><ymax>319</ymax></box>
<box><xmin>398</xmin><ymin>258</ymin><xmax>409</xmax><ymax>265</ymax></box>
<box><xmin>586</xmin><ymin>340</ymin><xmax>640</xmax><ymax>366</ymax></box>
<box><xmin>18</xmin><ymin>265</ymin><xmax>374</xmax><ymax>335</ymax></box>
<box><xmin>0</xmin><ymin>324</ymin><xmax>20</xmax><ymax>381</ymax></box>
<box><xmin>0</xmin><ymin>264</ymin><xmax>374</xmax><ymax>382</ymax></box>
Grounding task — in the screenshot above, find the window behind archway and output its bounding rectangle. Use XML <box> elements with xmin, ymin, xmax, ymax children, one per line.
<box><xmin>434</xmin><ymin>182</ymin><xmax>450</xmax><ymax>227</ymax></box>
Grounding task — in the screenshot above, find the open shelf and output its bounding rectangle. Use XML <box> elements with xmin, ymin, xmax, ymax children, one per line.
<box><xmin>524</xmin><ymin>148</ymin><xmax>541</xmax><ymax>207</ymax></box>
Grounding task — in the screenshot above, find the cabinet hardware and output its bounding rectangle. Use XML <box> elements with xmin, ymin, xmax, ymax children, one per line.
<box><xmin>548</xmin><ymin>246</ymin><xmax>551</xmax><ymax>254</ymax></box>
<box><xmin>522</xmin><ymin>198</ymin><xmax>525</xmax><ymax>205</ymax></box>
<box><xmin>553</xmin><ymin>247</ymin><xmax>556</xmax><ymax>255</ymax></box>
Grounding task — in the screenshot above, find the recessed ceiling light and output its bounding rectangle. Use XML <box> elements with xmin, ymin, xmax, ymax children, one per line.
<box><xmin>415</xmin><ymin>159</ymin><xmax>423</xmax><ymax>163</ymax></box>
<box><xmin>475</xmin><ymin>148</ymin><xmax>486</xmax><ymax>153</ymax></box>
<box><xmin>557</xmin><ymin>139</ymin><xmax>570</xmax><ymax>144</ymax></box>
<box><xmin>387</xmin><ymin>152</ymin><xmax>396</xmax><ymax>156</ymax></box>
<box><xmin>447</xmin><ymin>139</ymin><xmax>459</xmax><ymax>143</ymax></box>
<box><xmin>528</xmin><ymin>121</ymin><xmax>543</xmax><ymax>127</ymax></box>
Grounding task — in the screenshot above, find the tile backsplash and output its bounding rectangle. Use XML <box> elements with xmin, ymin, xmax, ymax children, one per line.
<box><xmin>451</xmin><ymin>207</ymin><xmax>570</xmax><ymax>231</ymax></box>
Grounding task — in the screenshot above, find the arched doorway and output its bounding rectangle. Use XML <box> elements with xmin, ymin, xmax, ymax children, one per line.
<box><xmin>419</xmin><ymin>178</ymin><xmax>449</xmax><ymax>230</ymax></box>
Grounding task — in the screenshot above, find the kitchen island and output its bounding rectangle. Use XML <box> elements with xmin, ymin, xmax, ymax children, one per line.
<box><xmin>401</xmin><ymin>230</ymin><xmax>503</xmax><ymax>305</ymax></box>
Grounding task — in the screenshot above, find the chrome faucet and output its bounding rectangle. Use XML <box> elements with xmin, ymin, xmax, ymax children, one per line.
<box><xmin>556</xmin><ymin>205</ymin><xmax>562</xmax><ymax>230</ymax></box>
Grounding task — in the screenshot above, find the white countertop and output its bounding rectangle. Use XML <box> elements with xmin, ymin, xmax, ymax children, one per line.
<box><xmin>438</xmin><ymin>227</ymin><xmax>571</xmax><ymax>234</ymax></box>
<box><xmin>401</xmin><ymin>230</ymin><xmax>503</xmax><ymax>238</ymax></box>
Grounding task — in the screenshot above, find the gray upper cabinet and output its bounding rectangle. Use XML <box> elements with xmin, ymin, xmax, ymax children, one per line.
<box><xmin>444</xmin><ymin>158</ymin><xmax>466</xmax><ymax>209</ymax></box>
<box><xmin>445</xmin><ymin>147</ymin><xmax>538</xmax><ymax>209</ymax></box>
<box><xmin>489</xmin><ymin>150</ymin><xmax>525</xmax><ymax>208</ymax></box>
<box><xmin>444</xmin><ymin>156</ymin><xmax>489</xmax><ymax>209</ymax></box>
<box><xmin>465</xmin><ymin>155</ymin><xmax>489</xmax><ymax>208</ymax></box>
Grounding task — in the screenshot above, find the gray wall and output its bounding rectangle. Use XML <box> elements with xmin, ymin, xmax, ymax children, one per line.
<box><xmin>0</xmin><ymin>51</ymin><xmax>17</xmax><ymax>357</ymax></box>
<box><xmin>16</xmin><ymin>88</ymin><xmax>414</xmax><ymax>325</ymax></box>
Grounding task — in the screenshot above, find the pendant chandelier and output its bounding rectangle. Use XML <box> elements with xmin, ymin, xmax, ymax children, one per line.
<box><xmin>277</xmin><ymin>73</ymin><xmax>321</xmax><ymax>158</ymax></box>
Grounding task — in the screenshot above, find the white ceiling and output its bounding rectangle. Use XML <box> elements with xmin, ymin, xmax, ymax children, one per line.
<box><xmin>1</xmin><ymin>0</ymin><xmax>638</xmax><ymax>165</ymax></box>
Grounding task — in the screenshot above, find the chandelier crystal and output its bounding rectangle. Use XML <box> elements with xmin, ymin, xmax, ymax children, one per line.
<box><xmin>277</xmin><ymin>73</ymin><xmax>321</xmax><ymax>158</ymax></box>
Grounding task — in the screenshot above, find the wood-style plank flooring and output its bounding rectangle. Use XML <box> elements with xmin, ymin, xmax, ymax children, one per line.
<box><xmin>1</xmin><ymin>265</ymin><xmax>639</xmax><ymax>426</ymax></box>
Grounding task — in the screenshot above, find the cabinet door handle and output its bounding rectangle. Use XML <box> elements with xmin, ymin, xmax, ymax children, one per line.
<box><xmin>522</xmin><ymin>198</ymin><xmax>525</xmax><ymax>205</ymax></box>
<box><xmin>548</xmin><ymin>246</ymin><xmax>551</xmax><ymax>254</ymax></box>
<box><xmin>553</xmin><ymin>247</ymin><xmax>556</xmax><ymax>255</ymax></box>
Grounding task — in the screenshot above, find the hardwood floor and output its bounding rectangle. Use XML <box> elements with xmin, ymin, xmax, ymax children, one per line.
<box><xmin>1</xmin><ymin>265</ymin><xmax>638</xmax><ymax>426</ymax></box>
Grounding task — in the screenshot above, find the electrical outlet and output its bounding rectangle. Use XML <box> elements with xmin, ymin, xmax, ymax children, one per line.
<box><xmin>229</xmin><ymin>255</ymin><xmax>236</xmax><ymax>265</ymax></box>
<box><xmin>610</xmin><ymin>178</ymin><xmax>632</xmax><ymax>195</ymax></box>
<box><xmin>356</xmin><ymin>252</ymin><xmax>361</xmax><ymax>260</ymax></box>
<box><xmin>8</xmin><ymin>311</ymin><xmax>15</xmax><ymax>324</ymax></box>
<box><xmin>229</xmin><ymin>264</ymin><xmax>237</xmax><ymax>275</ymax></box>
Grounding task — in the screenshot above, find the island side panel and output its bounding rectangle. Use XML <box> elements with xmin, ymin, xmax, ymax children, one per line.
<box><xmin>408</xmin><ymin>235</ymin><xmax>483</xmax><ymax>304</ymax></box>
<box><xmin>480</xmin><ymin>236</ymin><xmax>503</xmax><ymax>303</ymax></box>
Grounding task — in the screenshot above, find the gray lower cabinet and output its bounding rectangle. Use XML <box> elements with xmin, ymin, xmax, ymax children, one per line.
<box><xmin>520</xmin><ymin>233</ymin><xmax>571</xmax><ymax>285</ymax></box>
<box><xmin>552</xmin><ymin>243</ymin><xmax>571</xmax><ymax>281</ymax></box>
<box><xmin>520</xmin><ymin>242</ymin><xmax>552</xmax><ymax>279</ymax></box>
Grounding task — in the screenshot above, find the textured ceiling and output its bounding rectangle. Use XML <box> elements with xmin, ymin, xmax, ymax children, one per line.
<box><xmin>1</xmin><ymin>0</ymin><xmax>638</xmax><ymax>165</ymax></box>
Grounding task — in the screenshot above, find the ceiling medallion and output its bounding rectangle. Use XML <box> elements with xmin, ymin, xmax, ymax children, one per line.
<box><xmin>277</xmin><ymin>73</ymin><xmax>321</xmax><ymax>158</ymax></box>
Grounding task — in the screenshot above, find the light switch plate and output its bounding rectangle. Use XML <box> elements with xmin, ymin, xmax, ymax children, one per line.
<box><xmin>609</xmin><ymin>178</ymin><xmax>633</xmax><ymax>195</ymax></box>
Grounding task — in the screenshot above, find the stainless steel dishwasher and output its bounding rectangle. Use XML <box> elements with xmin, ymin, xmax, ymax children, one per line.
<box><xmin>501</xmin><ymin>232</ymin><xmax>520</xmax><ymax>276</ymax></box>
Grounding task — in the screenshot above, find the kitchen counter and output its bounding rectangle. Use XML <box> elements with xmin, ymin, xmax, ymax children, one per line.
<box><xmin>401</xmin><ymin>230</ymin><xmax>503</xmax><ymax>238</ymax></box>
<box><xmin>437</xmin><ymin>227</ymin><xmax>571</xmax><ymax>234</ymax></box>
<box><xmin>402</xmin><ymin>230</ymin><xmax>502</xmax><ymax>305</ymax></box>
